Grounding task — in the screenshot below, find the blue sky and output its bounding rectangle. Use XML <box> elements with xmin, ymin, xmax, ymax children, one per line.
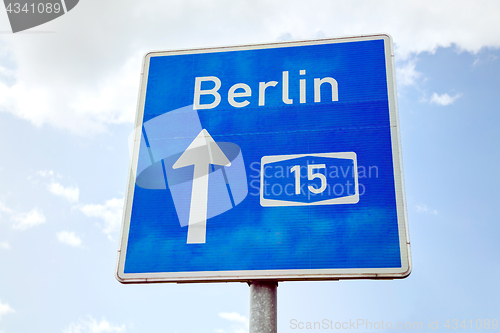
<box><xmin>1</xmin><ymin>1</ymin><xmax>499</xmax><ymax>332</ymax></box>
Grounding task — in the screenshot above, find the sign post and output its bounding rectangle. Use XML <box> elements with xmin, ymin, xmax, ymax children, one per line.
<box><xmin>249</xmin><ymin>281</ymin><xmax>277</xmax><ymax>333</ymax></box>
<box><xmin>116</xmin><ymin>34</ymin><xmax>411</xmax><ymax>331</ymax></box>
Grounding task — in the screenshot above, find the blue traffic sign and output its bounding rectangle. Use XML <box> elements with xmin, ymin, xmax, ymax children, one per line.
<box><xmin>116</xmin><ymin>34</ymin><xmax>411</xmax><ymax>283</ymax></box>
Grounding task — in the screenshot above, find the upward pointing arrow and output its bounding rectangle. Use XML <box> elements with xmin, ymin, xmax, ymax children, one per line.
<box><xmin>173</xmin><ymin>129</ymin><xmax>231</xmax><ymax>244</ymax></box>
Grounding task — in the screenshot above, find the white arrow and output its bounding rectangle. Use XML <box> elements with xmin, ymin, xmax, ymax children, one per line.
<box><xmin>173</xmin><ymin>129</ymin><xmax>231</xmax><ymax>244</ymax></box>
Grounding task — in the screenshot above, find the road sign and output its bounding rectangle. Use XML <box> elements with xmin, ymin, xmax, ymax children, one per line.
<box><xmin>116</xmin><ymin>34</ymin><xmax>411</xmax><ymax>283</ymax></box>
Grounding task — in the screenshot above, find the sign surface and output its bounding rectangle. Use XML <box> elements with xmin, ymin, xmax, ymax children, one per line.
<box><xmin>116</xmin><ymin>34</ymin><xmax>411</xmax><ymax>283</ymax></box>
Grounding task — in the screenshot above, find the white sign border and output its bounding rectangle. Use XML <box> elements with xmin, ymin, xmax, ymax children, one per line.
<box><xmin>116</xmin><ymin>33</ymin><xmax>412</xmax><ymax>283</ymax></box>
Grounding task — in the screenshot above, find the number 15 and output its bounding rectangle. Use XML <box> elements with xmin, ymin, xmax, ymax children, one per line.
<box><xmin>290</xmin><ymin>164</ymin><xmax>327</xmax><ymax>195</ymax></box>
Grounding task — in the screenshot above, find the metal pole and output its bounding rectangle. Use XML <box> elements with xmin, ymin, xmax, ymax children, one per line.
<box><xmin>249</xmin><ymin>280</ymin><xmax>278</xmax><ymax>333</ymax></box>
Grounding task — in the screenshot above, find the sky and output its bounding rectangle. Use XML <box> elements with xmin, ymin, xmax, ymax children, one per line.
<box><xmin>0</xmin><ymin>1</ymin><xmax>500</xmax><ymax>332</ymax></box>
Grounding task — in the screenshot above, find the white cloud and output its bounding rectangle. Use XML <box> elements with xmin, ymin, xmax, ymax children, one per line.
<box><xmin>0</xmin><ymin>242</ymin><xmax>10</xmax><ymax>250</ymax></box>
<box><xmin>0</xmin><ymin>300</ymin><xmax>14</xmax><ymax>321</ymax></box>
<box><xmin>79</xmin><ymin>198</ymin><xmax>124</xmax><ymax>240</ymax></box>
<box><xmin>218</xmin><ymin>312</ymin><xmax>249</xmax><ymax>333</ymax></box>
<box><xmin>430</xmin><ymin>92</ymin><xmax>462</xmax><ymax>106</ymax></box>
<box><xmin>1</xmin><ymin>201</ymin><xmax>46</xmax><ymax>230</ymax></box>
<box><xmin>1</xmin><ymin>1</ymin><xmax>500</xmax><ymax>135</ymax></box>
<box><xmin>0</xmin><ymin>47</ymin><xmax>139</xmax><ymax>135</ymax></box>
<box><xmin>11</xmin><ymin>207</ymin><xmax>46</xmax><ymax>230</ymax></box>
<box><xmin>63</xmin><ymin>317</ymin><xmax>126</xmax><ymax>333</ymax></box>
<box><xmin>0</xmin><ymin>201</ymin><xmax>13</xmax><ymax>215</ymax></box>
<box><xmin>36</xmin><ymin>170</ymin><xmax>55</xmax><ymax>178</ymax></box>
<box><xmin>416</xmin><ymin>204</ymin><xmax>438</xmax><ymax>215</ymax></box>
<box><xmin>48</xmin><ymin>182</ymin><xmax>80</xmax><ymax>203</ymax></box>
<box><xmin>472</xmin><ymin>53</ymin><xmax>498</xmax><ymax>67</ymax></box>
<box><xmin>0</xmin><ymin>62</ymin><xmax>14</xmax><ymax>83</ymax></box>
<box><xmin>396</xmin><ymin>59</ymin><xmax>423</xmax><ymax>87</ymax></box>
<box><xmin>35</xmin><ymin>170</ymin><xmax>80</xmax><ymax>203</ymax></box>
<box><xmin>219</xmin><ymin>312</ymin><xmax>248</xmax><ymax>325</ymax></box>
<box><xmin>57</xmin><ymin>231</ymin><xmax>83</xmax><ymax>248</ymax></box>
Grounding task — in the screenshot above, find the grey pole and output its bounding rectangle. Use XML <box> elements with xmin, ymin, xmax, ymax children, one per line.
<box><xmin>249</xmin><ymin>281</ymin><xmax>278</xmax><ymax>333</ymax></box>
